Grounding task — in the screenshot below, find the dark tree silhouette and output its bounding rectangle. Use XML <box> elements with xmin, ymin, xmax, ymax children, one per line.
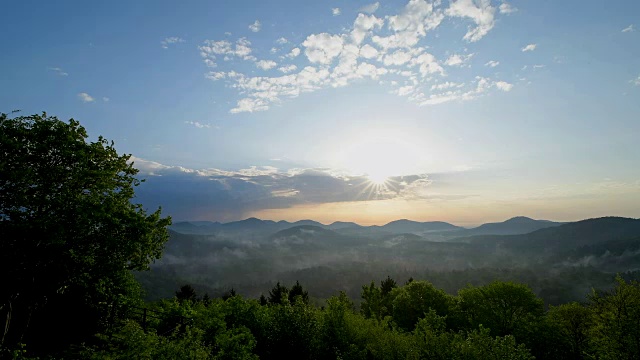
<box><xmin>259</xmin><ymin>294</ymin><xmax>268</xmax><ymax>306</ymax></box>
<box><xmin>222</xmin><ymin>288</ymin><xmax>237</xmax><ymax>301</ymax></box>
<box><xmin>175</xmin><ymin>285</ymin><xmax>198</xmax><ymax>303</ymax></box>
<box><xmin>268</xmin><ymin>282</ymin><xmax>289</xmax><ymax>305</ymax></box>
<box><xmin>380</xmin><ymin>276</ymin><xmax>397</xmax><ymax>296</ymax></box>
<box><xmin>288</xmin><ymin>281</ymin><xmax>309</xmax><ymax>304</ymax></box>
<box><xmin>0</xmin><ymin>112</ymin><xmax>171</xmax><ymax>353</ymax></box>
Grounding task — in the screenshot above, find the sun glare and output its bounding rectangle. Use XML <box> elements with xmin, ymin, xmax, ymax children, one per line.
<box><xmin>367</xmin><ymin>171</ymin><xmax>390</xmax><ymax>185</ymax></box>
<box><xmin>336</xmin><ymin>130</ymin><xmax>426</xmax><ymax>185</ymax></box>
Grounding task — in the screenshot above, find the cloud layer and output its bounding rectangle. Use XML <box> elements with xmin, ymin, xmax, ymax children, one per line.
<box><xmin>199</xmin><ymin>0</ymin><xmax>516</xmax><ymax>113</ymax></box>
<box><xmin>131</xmin><ymin>157</ymin><xmax>439</xmax><ymax>220</ymax></box>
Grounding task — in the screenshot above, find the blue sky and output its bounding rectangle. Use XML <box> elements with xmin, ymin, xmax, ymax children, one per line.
<box><xmin>1</xmin><ymin>0</ymin><xmax>639</xmax><ymax>225</ymax></box>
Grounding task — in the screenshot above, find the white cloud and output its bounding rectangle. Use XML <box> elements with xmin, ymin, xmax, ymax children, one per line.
<box><xmin>256</xmin><ymin>60</ymin><xmax>277</xmax><ymax>70</ymax></box>
<box><xmin>205</xmin><ymin>71</ymin><xmax>226</xmax><ymax>81</ymax></box>
<box><xmin>198</xmin><ymin>0</ymin><xmax>522</xmax><ymax>113</ymax></box>
<box><xmin>235</xmin><ymin>38</ymin><xmax>254</xmax><ymax>59</ymax></box>
<box><xmin>330</xmin><ymin>44</ymin><xmax>360</xmax><ymax>86</ymax></box>
<box><xmin>102</xmin><ymin>97</ymin><xmax>110</xmax><ymax>102</ymax></box>
<box><xmin>199</xmin><ymin>38</ymin><xmax>256</xmax><ymax>67</ymax></box>
<box><xmin>632</xmin><ymin>75</ymin><xmax>640</xmax><ymax>86</ymax></box>
<box><xmin>302</xmin><ymin>33</ymin><xmax>344</xmax><ymax>64</ymax></box>
<box><xmin>278</xmin><ymin>65</ymin><xmax>298</xmax><ymax>73</ymax></box>
<box><xmin>383</xmin><ymin>49</ymin><xmax>414</xmax><ymax>66</ymax></box>
<box><xmin>351</xmin><ymin>14</ymin><xmax>384</xmax><ymax>44</ymax></box>
<box><xmin>47</xmin><ymin>67</ymin><xmax>68</xmax><ymax>76</ymax></box>
<box><xmin>372</xmin><ymin>32</ymin><xmax>420</xmax><ymax>50</ymax></box>
<box><xmin>360</xmin><ymin>2</ymin><xmax>380</xmax><ymax>14</ymax></box>
<box><xmin>249</xmin><ymin>20</ymin><xmax>262</xmax><ymax>32</ymax></box>
<box><xmin>77</xmin><ymin>92</ymin><xmax>95</xmax><ymax>103</ymax></box>
<box><xmin>270</xmin><ymin>47</ymin><xmax>279</xmax><ymax>54</ymax></box>
<box><xmin>185</xmin><ymin>121</ymin><xmax>212</xmax><ymax>129</ymax></box>
<box><xmin>533</xmin><ymin>64</ymin><xmax>545</xmax><ymax>69</ymax></box>
<box><xmin>622</xmin><ymin>25</ymin><xmax>635</xmax><ymax>33</ymax></box>
<box><xmin>411</xmin><ymin>52</ymin><xmax>444</xmax><ymax>76</ymax></box>
<box><xmin>495</xmin><ymin>81</ymin><xmax>513</xmax><ymax>91</ymax></box>
<box><xmin>444</xmin><ymin>53</ymin><xmax>474</xmax><ymax>66</ymax></box>
<box><xmin>375</xmin><ymin>0</ymin><xmax>443</xmax><ymax>50</ymax></box>
<box><xmin>522</xmin><ymin>43</ymin><xmax>537</xmax><ymax>52</ymax></box>
<box><xmin>287</xmin><ymin>47</ymin><xmax>301</xmax><ymax>58</ymax></box>
<box><xmin>332</xmin><ymin>8</ymin><xmax>341</xmax><ymax>16</ymax></box>
<box><xmin>499</xmin><ymin>2</ymin><xmax>517</xmax><ymax>14</ymax></box>
<box><xmin>130</xmin><ymin>156</ymin><xmax>450</xmax><ymax>219</ymax></box>
<box><xmin>446</xmin><ymin>0</ymin><xmax>496</xmax><ymax>42</ymax></box>
<box><xmin>360</xmin><ymin>44</ymin><xmax>379</xmax><ymax>59</ymax></box>
<box><xmin>355</xmin><ymin>62</ymin><xmax>388</xmax><ymax>79</ymax></box>
<box><xmin>397</xmin><ymin>85</ymin><xmax>415</xmax><ymax>96</ymax></box>
<box><xmin>226</xmin><ymin>66</ymin><xmax>332</xmax><ymax>113</ymax></box>
<box><xmin>431</xmin><ymin>82</ymin><xmax>463</xmax><ymax>90</ymax></box>
<box><xmin>231</xmin><ymin>98</ymin><xmax>270</xmax><ymax>113</ymax></box>
<box><xmin>418</xmin><ymin>77</ymin><xmax>512</xmax><ymax>105</ymax></box>
<box><xmin>420</xmin><ymin>91</ymin><xmax>463</xmax><ymax>105</ymax></box>
<box><xmin>388</xmin><ymin>0</ymin><xmax>436</xmax><ymax>33</ymax></box>
<box><xmin>161</xmin><ymin>36</ymin><xmax>185</xmax><ymax>49</ymax></box>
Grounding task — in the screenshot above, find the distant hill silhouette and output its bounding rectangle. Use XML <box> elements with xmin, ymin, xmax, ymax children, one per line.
<box><xmin>327</xmin><ymin>221</ymin><xmax>362</xmax><ymax>230</ymax></box>
<box><xmin>169</xmin><ymin>217</ymin><xmax>640</xmax><ymax>245</ymax></box>
<box><xmin>380</xmin><ymin>219</ymin><xmax>464</xmax><ymax>233</ymax></box>
<box><xmin>458</xmin><ymin>217</ymin><xmax>640</xmax><ymax>253</ymax></box>
<box><xmin>457</xmin><ymin>216</ymin><xmax>562</xmax><ymax>236</ymax></box>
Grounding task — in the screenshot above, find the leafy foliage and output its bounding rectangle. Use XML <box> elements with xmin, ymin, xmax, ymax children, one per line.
<box><xmin>457</xmin><ymin>281</ymin><xmax>544</xmax><ymax>337</ymax></box>
<box><xmin>588</xmin><ymin>275</ymin><xmax>640</xmax><ymax>359</ymax></box>
<box><xmin>0</xmin><ymin>112</ymin><xmax>170</xmax><ymax>354</ymax></box>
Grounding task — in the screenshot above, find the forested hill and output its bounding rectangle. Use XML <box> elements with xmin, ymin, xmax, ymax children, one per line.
<box><xmin>455</xmin><ymin>217</ymin><xmax>640</xmax><ymax>252</ymax></box>
<box><xmin>454</xmin><ymin>216</ymin><xmax>563</xmax><ymax>236</ymax></box>
<box><xmin>169</xmin><ymin>215</ymin><xmax>561</xmax><ymax>238</ymax></box>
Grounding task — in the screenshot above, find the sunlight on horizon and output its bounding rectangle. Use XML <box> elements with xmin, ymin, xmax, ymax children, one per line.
<box><xmin>334</xmin><ymin>128</ymin><xmax>429</xmax><ymax>184</ymax></box>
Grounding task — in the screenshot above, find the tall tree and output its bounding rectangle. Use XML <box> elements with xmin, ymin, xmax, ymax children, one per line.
<box><xmin>390</xmin><ymin>280</ymin><xmax>452</xmax><ymax>331</ymax></box>
<box><xmin>0</xmin><ymin>112</ymin><xmax>171</xmax><ymax>352</ymax></box>
<box><xmin>457</xmin><ymin>281</ymin><xmax>544</xmax><ymax>337</ymax></box>
<box><xmin>176</xmin><ymin>285</ymin><xmax>198</xmax><ymax>303</ymax></box>
<box><xmin>589</xmin><ymin>275</ymin><xmax>640</xmax><ymax>359</ymax></box>
<box><xmin>268</xmin><ymin>282</ymin><xmax>289</xmax><ymax>305</ymax></box>
<box><xmin>288</xmin><ymin>281</ymin><xmax>309</xmax><ymax>304</ymax></box>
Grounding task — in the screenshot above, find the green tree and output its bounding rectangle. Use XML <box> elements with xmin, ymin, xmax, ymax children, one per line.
<box><xmin>380</xmin><ymin>276</ymin><xmax>397</xmax><ymax>297</ymax></box>
<box><xmin>267</xmin><ymin>282</ymin><xmax>289</xmax><ymax>305</ymax></box>
<box><xmin>457</xmin><ymin>281</ymin><xmax>544</xmax><ymax>337</ymax></box>
<box><xmin>288</xmin><ymin>281</ymin><xmax>309</xmax><ymax>305</ymax></box>
<box><xmin>259</xmin><ymin>294</ymin><xmax>267</xmax><ymax>306</ymax></box>
<box><xmin>588</xmin><ymin>275</ymin><xmax>640</xmax><ymax>359</ymax></box>
<box><xmin>390</xmin><ymin>280</ymin><xmax>451</xmax><ymax>331</ymax></box>
<box><xmin>361</xmin><ymin>281</ymin><xmax>383</xmax><ymax>320</ymax></box>
<box><xmin>0</xmin><ymin>112</ymin><xmax>171</xmax><ymax>353</ymax></box>
<box><xmin>176</xmin><ymin>285</ymin><xmax>198</xmax><ymax>303</ymax></box>
<box><xmin>547</xmin><ymin>302</ymin><xmax>593</xmax><ymax>359</ymax></box>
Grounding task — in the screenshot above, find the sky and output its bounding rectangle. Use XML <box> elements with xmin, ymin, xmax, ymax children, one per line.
<box><xmin>1</xmin><ymin>0</ymin><xmax>639</xmax><ymax>226</ymax></box>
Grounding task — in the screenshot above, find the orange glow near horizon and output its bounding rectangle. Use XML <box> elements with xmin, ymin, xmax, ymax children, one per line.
<box><xmin>246</xmin><ymin>192</ymin><xmax>640</xmax><ymax>227</ymax></box>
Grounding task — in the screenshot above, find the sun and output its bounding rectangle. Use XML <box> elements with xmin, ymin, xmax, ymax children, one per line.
<box><xmin>367</xmin><ymin>171</ymin><xmax>390</xmax><ymax>185</ymax></box>
<box><xmin>336</xmin><ymin>131</ymin><xmax>425</xmax><ymax>184</ymax></box>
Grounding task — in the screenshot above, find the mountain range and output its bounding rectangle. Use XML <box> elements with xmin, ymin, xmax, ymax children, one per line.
<box><xmin>139</xmin><ymin>215</ymin><xmax>640</xmax><ymax>302</ymax></box>
<box><xmin>169</xmin><ymin>216</ymin><xmax>564</xmax><ymax>238</ymax></box>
